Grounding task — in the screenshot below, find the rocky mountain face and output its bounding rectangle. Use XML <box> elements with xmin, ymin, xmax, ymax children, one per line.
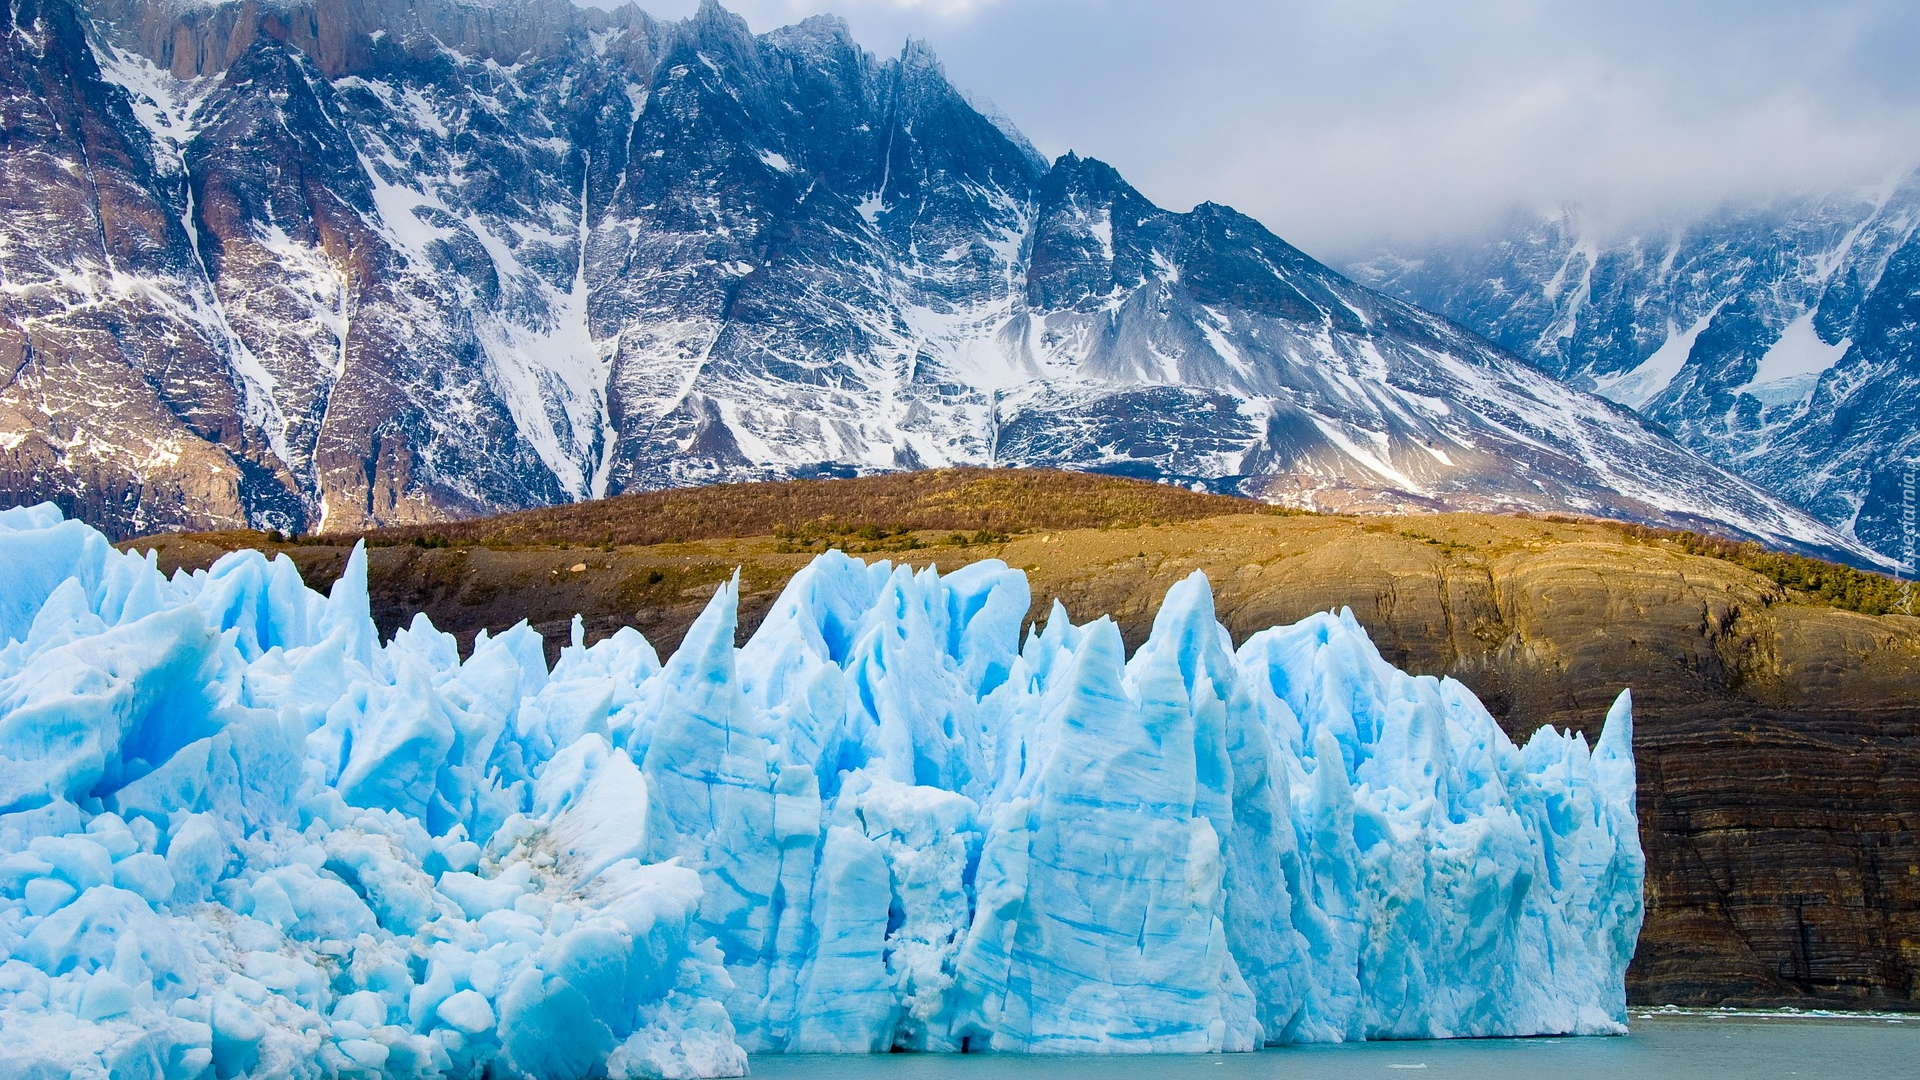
<box><xmin>0</xmin><ymin>0</ymin><xmax>1874</xmax><ymax>564</ymax></box>
<box><xmin>1354</xmin><ymin>173</ymin><xmax>1920</xmax><ymax>564</ymax></box>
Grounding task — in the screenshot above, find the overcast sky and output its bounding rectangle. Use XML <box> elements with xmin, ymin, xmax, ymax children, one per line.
<box><xmin>612</xmin><ymin>0</ymin><xmax>1920</xmax><ymax>260</ymax></box>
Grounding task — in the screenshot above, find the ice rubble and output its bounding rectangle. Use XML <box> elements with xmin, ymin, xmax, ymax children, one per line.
<box><xmin>0</xmin><ymin>504</ymin><xmax>1643</xmax><ymax>1078</ymax></box>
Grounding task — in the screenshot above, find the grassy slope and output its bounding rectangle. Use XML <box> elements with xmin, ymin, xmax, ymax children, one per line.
<box><xmin>357</xmin><ymin>467</ymin><xmax>1272</xmax><ymax>548</ymax></box>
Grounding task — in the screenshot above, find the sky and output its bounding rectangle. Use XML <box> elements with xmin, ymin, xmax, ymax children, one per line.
<box><xmin>611</xmin><ymin>0</ymin><xmax>1920</xmax><ymax>260</ymax></box>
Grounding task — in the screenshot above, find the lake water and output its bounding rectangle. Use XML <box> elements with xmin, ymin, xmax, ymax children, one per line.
<box><xmin>746</xmin><ymin>1013</ymin><xmax>1918</xmax><ymax>1080</ymax></box>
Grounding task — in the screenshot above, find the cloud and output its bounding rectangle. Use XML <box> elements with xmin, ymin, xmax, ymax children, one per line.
<box><xmin>640</xmin><ymin>0</ymin><xmax>998</xmax><ymax>23</ymax></box>
<box><xmin>853</xmin><ymin>0</ymin><xmax>999</xmax><ymax>14</ymax></box>
<box><xmin>596</xmin><ymin>0</ymin><xmax>1920</xmax><ymax>257</ymax></box>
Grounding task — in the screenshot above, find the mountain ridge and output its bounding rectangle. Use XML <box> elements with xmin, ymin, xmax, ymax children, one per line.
<box><xmin>1354</xmin><ymin>169</ymin><xmax>1920</xmax><ymax>563</ymax></box>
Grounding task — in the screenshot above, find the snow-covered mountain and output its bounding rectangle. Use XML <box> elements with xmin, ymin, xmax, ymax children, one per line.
<box><xmin>1354</xmin><ymin>171</ymin><xmax>1920</xmax><ymax>563</ymax></box>
<box><xmin>0</xmin><ymin>0</ymin><xmax>1872</xmax><ymax>564</ymax></box>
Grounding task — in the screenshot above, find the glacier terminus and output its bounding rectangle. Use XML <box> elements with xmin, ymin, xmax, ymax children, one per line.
<box><xmin>0</xmin><ymin>503</ymin><xmax>1644</xmax><ymax>1078</ymax></box>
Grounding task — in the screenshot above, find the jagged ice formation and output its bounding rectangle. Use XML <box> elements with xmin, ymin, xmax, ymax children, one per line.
<box><xmin>0</xmin><ymin>503</ymin><xmax>1644</xmax><ymax>1077</ymax></box>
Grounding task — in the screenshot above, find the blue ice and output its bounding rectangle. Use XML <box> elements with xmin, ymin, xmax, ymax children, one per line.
<box><xmin>0</xmin><ymin>505</ymin><xmax>1641</xmax><ymax>1077</ymax></box>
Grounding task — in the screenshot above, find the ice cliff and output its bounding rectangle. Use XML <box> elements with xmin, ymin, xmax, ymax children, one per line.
<box><xmin>0</xmin><ymin>504</ymin><xmax>1644</xmax><ymax>1078</ymax></box>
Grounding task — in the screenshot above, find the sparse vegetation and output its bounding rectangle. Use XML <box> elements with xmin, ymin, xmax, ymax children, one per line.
<box><xmin>1506</xmin><ymin>513</ymin><xmax>1907</xmax><ymax>616</ymax></box>
<box><xmin>352</xmin><ymin>468</ymin><xmax>1263</xmax><ymax>550</ymax></box>
<box><xmin>1398</xmin><ymin>529</ymin><xmax>1470</xmax><ymax>553</ymax></box>
<box><xmin>1661</xmin><ymin>531</ymin><xmax>1907</xmax><ymax>615</ymax></box>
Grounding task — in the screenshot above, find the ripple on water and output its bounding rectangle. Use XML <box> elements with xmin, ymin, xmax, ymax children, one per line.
<box><xmin>745</xmin><ymin>1014</ymin><xmax>1919</xmax><ymax>1080</ymax></box>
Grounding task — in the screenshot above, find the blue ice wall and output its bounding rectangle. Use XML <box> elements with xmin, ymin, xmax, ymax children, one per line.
<box><xmin>0</xmin><ymin>505</ymin><xmax>1642</xmax><ymax>1078</ymax></box>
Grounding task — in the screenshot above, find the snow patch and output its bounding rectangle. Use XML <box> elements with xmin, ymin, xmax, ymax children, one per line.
<box><xmin>1593</xmin><ymin>310</ymin><xmax>1713</xmax><ymax>410</ymax></box>
<box><xmin>359</xmin><ymin>155</ymin><xmax>458</xmax><ymax>265</ymax></box>
<box><xmin>466</xmin><ymin>177</ymin><xmax>609</xmax><ymax>500</ymax></box>
<box><xmin>1310</xmin><ymin>416</ymin><xmax>1424</xmax><ymax>493</ymax></box>
<box><xmin>1089</xmin><ymin>210</ymin><xmax>1114</xmax><ymax>263</ymax></box>
<box><xmin>1743</xmin><ymin>312</ymin><xmax>1849</xmax><ymax>394</ymax></box>
<box><xmin>401</xmin><ymin>88</ymin><xmax>450</xmax><ymax>139</ymax></box>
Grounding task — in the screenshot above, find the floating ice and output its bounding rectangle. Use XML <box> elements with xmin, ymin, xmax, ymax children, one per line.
<box><xmin>0</xmin><ymin>505</ymin><xmax>1642</xmax><ymax>1077</ymax></box>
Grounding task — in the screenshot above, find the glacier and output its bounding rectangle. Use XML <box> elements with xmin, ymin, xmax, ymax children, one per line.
<box><xmin>0</xmin><ymin>503</ymin><xmax>1644</xmax><ymax>1078</ymax></box>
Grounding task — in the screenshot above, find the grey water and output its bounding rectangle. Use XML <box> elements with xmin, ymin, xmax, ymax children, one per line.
<box><xmin>747</xmin><ymin>1014</ymin><xmax>1919</xmax><ymax>1080</ymax></box>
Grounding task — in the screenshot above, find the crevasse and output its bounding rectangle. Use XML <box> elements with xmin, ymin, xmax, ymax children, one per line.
<box><xmin>0</xmin><ymin>504</ymin><xmax>1643</xmax><ymax>1079</ymax></box>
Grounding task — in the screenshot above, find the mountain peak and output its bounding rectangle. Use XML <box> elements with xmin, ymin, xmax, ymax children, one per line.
<box><xmin>1</xmin><ymin>0</ymin><xmax>1875</xmax><ymax>568</ymax></box>
<box><xmin>674</xmin><ymin>0</ymin><xmax>754</xmax><ymax>57</ymax></box>
<box><xmin>1047</xmin><ymin>151</ymin><xmax>1127</xmax><ymax>184</ymax></box>
<box><xmin>899</xmin><ymin>35</ymin><xmax>943</xmax><ymax>69</ymax></box>
<box><xmin>689</xmin><ymin>0</ymin><xmax>745</xmax><ymax>32</ymax></box>
<box><xmin>781</xmin><ymin>12</ymin><xmax>854</xmax><ymax>44</ymax></box>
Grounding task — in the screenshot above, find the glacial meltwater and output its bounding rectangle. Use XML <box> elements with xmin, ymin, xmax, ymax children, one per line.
<box><xmin>746</xmin><ymin>1014</ymin><xmax>1918</xmax><ymax>1080</ymax></box>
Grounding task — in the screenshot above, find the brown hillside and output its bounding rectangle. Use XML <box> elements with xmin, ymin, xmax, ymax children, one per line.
<box><xmin>129</xmin><ymin>470</ymin><xmax>1920</xmax><ymax>1013</ymax></box>
<box><xmin>352</xmin><ymin>467</ymin><xmax>1266</xmax><ymax>549</ymax></box>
